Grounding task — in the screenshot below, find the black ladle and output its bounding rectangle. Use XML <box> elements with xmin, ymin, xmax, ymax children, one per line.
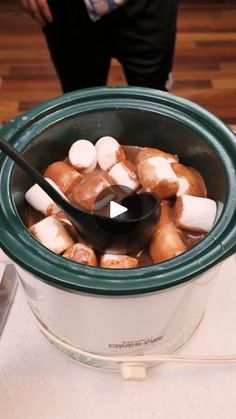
<box><xmin>0</xmin><ymin>137</ymin><xmax>161</xmax><ymax>254</ymax></box>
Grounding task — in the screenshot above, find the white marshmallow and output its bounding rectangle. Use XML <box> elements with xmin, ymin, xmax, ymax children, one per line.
<box><xmin>25</xmin><ymin>178</ymin><xmax>66</xmax><ymax>215</ymax></box>
<box><xmin>148</xmin><ymin>157</ymin><xmax>179</xmax><ymax>183</ymax></box>
<box><xmin>175</xmin><ymin>195</ymin><xmax>217</xmax><ymax>233</ymax></box>
<box><xmin>135</xmin><ymin>147</ymin><xmax>178</xmax><ymax>165</ymax></box>
<box><xmin>108</xmin><ymin>161</ymin><xmax>140</xmax><ymax>191</ymax></box>
<box><xmin>177</xmin><ymin>177</ymin><xmax>190</xmax><ymax>196</ymax></box>
<box><xmin>95</xmin><ymin>136</ymin><xmax>126</xmax><ymax>171</ymax></box>
<box><xmin>100</xmin><ymin>254</ymin><xmax>138</xmax><ymax>269</ymax></box>
<box><xmin>68</xmin><ymin>139</ymin><xmax>97</xmax><ymax>172</ymax></box>
<box><xmin>138</xmin><ymin>156</ymin><xmax>179</xmax><ymax>198</ymax></box>
<box><xmin>172</xmin><ymin>163</ymin><xmax>207</xmax><ymax>198</ymax></box>
<box><xmin>30</xmin><ymin>215</ymin><xmax>74</xmax><ymax>254</ymax></box>
<box><xmin>63</xmin><ymin>243</ymin><xmax>97</xmax><ymax>266</ymax></box>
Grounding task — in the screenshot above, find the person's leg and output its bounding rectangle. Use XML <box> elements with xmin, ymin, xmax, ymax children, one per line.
<box><xmin>43</xmin><ymin>0</ymin><xmax>111</xmax><ymax>92</ymax></box>
<box><xmin>104</xmin><ymin>0</ymin><xmax>179</xmax><ymax>91</ymax></box>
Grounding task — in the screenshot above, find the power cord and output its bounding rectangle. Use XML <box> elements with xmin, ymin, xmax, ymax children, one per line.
<box><xmin>36</xmin><ymin>316</ymin><xmax>236</xmax><ymax>380</ymax></box>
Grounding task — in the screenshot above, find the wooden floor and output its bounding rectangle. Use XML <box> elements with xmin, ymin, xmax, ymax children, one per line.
<box><xmin>0</xmin><ymin>1</ymin><xmax>236</xmax><ymax>128</ymax></box>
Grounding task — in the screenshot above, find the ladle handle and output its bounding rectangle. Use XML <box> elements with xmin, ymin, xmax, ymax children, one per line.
<box><xmin>0</xmin><ymin>136</ymin><xmax>77</xmax><ymax>214</ymax></box>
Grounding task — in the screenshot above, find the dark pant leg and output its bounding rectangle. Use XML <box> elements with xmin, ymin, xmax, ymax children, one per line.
<box><xmin>43</xmin><ymin>0</ymin><xmax>111</xmax><ymax>92</ymax></box>
<box><xmin>103</xmin><ymin>0</ymin><xmax>179</xmax><ymax>91</ymax></box>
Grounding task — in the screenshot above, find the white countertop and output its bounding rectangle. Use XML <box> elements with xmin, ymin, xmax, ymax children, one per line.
<box><xmin>1</xmin><ymin>256</ymin><xmax>236</xmax><ymax>419</ymax></box>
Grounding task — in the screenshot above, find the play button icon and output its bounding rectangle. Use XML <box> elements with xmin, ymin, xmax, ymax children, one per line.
<box><xmin>93</xmin><ymin>184</ymin><xmax>133</xmax><ymax>219</ymax></box>
<box><xmin>110</xmin><ymin>200</ymin><xmax>128</xmax><ymax>219</ymax></box>
<box><xmin>91</xmin><ymin>184</ymin><xmax>161</xmax><ymax>254</ymax></box>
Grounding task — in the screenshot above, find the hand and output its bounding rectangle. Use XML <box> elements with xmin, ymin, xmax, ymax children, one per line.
<box><xmin>20</xmin><ymin>0</ymin><xmax>53</xmax><ymax>26</ymax></box>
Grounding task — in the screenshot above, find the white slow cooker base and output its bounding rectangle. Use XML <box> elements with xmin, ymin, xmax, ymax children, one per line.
<box><xmin>31</xmin><ymin>303</ymin><xmax>205</xmax><ymax>377</ymax></box>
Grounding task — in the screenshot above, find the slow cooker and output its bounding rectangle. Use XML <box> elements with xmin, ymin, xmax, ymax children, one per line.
<box><xmin>0</xmin><ymin>87</ymin><xmax>235</xmax><ymax>372</ymax></box>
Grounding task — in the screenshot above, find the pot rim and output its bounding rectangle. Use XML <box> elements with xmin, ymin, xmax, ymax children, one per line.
<box><xmin>0</xmin><ymin>86</ymin><xmax>235</xmax><ymax>295</ymax></box>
